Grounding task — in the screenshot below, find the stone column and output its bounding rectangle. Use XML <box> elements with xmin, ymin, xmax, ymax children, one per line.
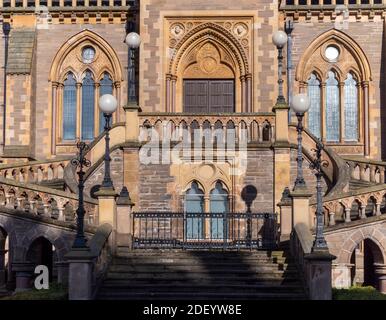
<box><xmin>360</xmin><ymin>205</ymin><xmax>367</xmax><ymax>219</ymax></box>
<box><xmin>12</xmin><ymin>262</ymin><xmax>34</xmax><ymax>292</ymax></box>
<box><xmin>116</xmin><ymin>186</ymin><xmax>135</xmax><ymax>250</ymax></box>
<box><xmin>345</xmin><ymin>208</ymin><xmax>351</xmax><ymax>223</ymax></box>
<box><xmin>375</xmin><ymin>203</ymin><xmax>382</xmax><ymax>216</ymax></box>
<box><xmin>329</xmin><ymin>212</ymin><xmax>336</xmax><ymax>226</ymax></box>
<box><xmin>65</xmin><ymin>248</ymin><xmax>96</xmax><ymax>300</ymax></box>
<box><xmin>273</xmin><ymin>102</ymin><xmax>290</xmax><ymax>214</ymax></box>
<box><xmin>51</xmin><ymin>82</ymin><xmax>58</xmax><ymax>156</ymax></box>
<box><xmin>291</xmin><ymin>190</ymin><xmax>313</xmax><ymax>229</ymax></box>
<box><xmin>304</xmin><ymin>251</ymin><xmax>336</xmax><ymax>300</ymax></box>
<box><xmin>374</xmin><ymin>264</ymin><xmax>386</xmax><ymax>294</ymax></box>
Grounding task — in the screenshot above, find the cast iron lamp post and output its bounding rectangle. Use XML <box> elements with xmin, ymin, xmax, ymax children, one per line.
<box><xmin>99</xmin><ymin>94</ymin><xmax>118</xmax><ymax>189</ymax></box>
<box><xmin>125</xmin><ymin>31</ymin><xmax>141</xmax><ymax>105</ymax></box>
<box><xmin>309</xmin><ymin>139</ymin><xmax>329</xmax><ymax>252</ymax></box>
<box><xmin>71</xmin><ymin>141</ymin><xmax>91</xmax><ymax>248</ymax></box>
<box><xmin>272</xmin><ymin>30</ymin><xmax>288</xmax><ymax>104</ymax></box>
<box><xmin>291</xmin><ymin>93</ymin><xmax>311</xmax><ymax>190</ymax></box>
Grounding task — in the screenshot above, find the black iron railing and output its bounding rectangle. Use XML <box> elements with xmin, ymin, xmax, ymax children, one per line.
<box><xmin>132</xmin><ymin>212</ymin><xmax>278</xmax><ymax>250</ymax></box>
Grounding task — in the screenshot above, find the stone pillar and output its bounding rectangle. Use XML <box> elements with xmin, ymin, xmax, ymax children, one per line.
<box><xmin>273</xmin><ymin>103</ymin><xmax>290</xmax><ymax>214</ymax></box>
<box><xmin>55</xmin><ymin>261</ymin><xmax>69</xmax><ymax>285</ymax></box>
<box><xmin>374</xmin><ymin>264</ymin><xmax>386</xmax><ymax>294</ymax></box>
<box><xmin>345</xmin><ymin>208</ymin><xmax>351</xmax><ymax>223</ymax></box>
<box><xmin>65</xmin><ymin>248</ymin><xmax>96</xmax><ymax>300</ymax></box>
<box><xmin>375</xmin><ymin>203</ymin><xmax>382</xmax><ymax>216</ymax></box>
<box><xmin>291</xmin><ymin>190</ymin><xmax>313</xmax><ymax>229</ymax></box>
<box><xmin>304</xmin><ymin>251</ymin><xmax>336</xmax><ymax>300</ymax></box>
<box><xmin>12</xmin><ymin>262</ymin><xmax>34</xmax><ymax>292</ymax></box>
<box><xmin>95</xmin><ymin>188</ymin><xmax>117</xmax><ymax>253</ymax></box>
<box><xmin>278</xmin><ymin>188</ymin><xmax>292</xmax><ymax>240</ymax></box>
<box><xmin>360</xmin><ymin>206</ymin><xmax>367</xmax><ymax>219</ymax></box>
<box><xmin>123</xmin><ymin>104</ymin><xmax>140</xmax><ymax>141</ymax></box>
<box><xmin>116</xmin><ymin>186</ymin><xmax>135</xmax><ymax>250</ymax></box>
<box><xmin>328</xmin><ymin>212</ymin><xmax>336</xmax><ymax>226</ymax></box>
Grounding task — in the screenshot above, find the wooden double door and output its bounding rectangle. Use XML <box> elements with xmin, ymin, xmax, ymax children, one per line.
<box><xmin>183</xmin><ymin>79</ymin><xmax>235</xmax><ymax>113</ymax></box>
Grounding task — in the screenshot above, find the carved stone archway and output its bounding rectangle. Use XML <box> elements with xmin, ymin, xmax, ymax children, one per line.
<box><xmin>166</xmin><ymin>21</ymin><xmax>252</xmax><ymax>113</ymax></box>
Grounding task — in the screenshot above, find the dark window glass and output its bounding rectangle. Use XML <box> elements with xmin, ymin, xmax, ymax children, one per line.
<box><xmin>63</xmin><ymin>73</ymin><xmax>77</xmax><ymax>140</ymax></box>
<box><xmin>81</xmin><ymin>71</ymin><xmax>95</xmax><ymax>140</ymax></box>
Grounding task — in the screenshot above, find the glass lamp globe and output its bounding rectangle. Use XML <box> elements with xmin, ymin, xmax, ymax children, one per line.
<box><xmin>125</xmin><ymin>32</ymin><xmax>141</xmax><ymax>49</ymax></box>
<box><xmin>99</xmin><ymin>94</ymin><xmax>118</xmax><ymax>114</ymax></box>
<box><xmin>291</xmin><ymin>94</ymin><xmax>311</xmax><ymax>114</ymax></box>
<box><xmin>272</xmin><ymin>30</ymin><xmax>288</xmax><ymax>48</ymax></box>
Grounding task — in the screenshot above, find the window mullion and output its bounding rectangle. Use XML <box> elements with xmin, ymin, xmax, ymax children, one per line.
<box><xmin>320</xmin><ymin>82</ymin><xmax>326</xmax><ymax>142</ymax></box>
<box><xmin>94</xmin><ymin>83</ymin><xmax>100</xmax><ymax>137</ymax></box>
<box><xmin>339</xmin><ymin>81</ymin><xmax>345</xmax><ymax>143</ymax></box>
<box><xmin>76</xmin><ymin>82</ymin><xmax>82</xmax><ymax>141</ymax></box>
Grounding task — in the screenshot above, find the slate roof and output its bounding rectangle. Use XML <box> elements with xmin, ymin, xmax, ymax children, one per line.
<box><xmin>7</xmin><ymin>28</ymin><xmax>36</xmax><ymax>75</ymax></box>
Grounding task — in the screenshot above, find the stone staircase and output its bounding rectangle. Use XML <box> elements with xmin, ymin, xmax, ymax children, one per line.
<box><xmin>96</xmin><ymin>248</ymin><xmax>307</xmax><ymax>300</ymax></box>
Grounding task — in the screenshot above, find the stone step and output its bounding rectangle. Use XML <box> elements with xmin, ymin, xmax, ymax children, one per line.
<box><xmin>108</xmin><ymin>264</ymin><xmax>296</xmax><ymax>273</ymax></box>
<box><xmin>105</xmin><ymin>271</ymin><xmax>299</xmax><ymax>280</ymax></box>
<box><xmin>102</xmin><ymin>279</ymin><xmax>302</xmax><ymax>288</ymax></box>
<box><xmin>97</xmin><ymin>291</ymin><xmax>307</xmax><ymax>300</ymax></box>
<box><xmin>98</xmin><ymin>283</ymin><xmax>305</xmax><ymax>293</ymax></box>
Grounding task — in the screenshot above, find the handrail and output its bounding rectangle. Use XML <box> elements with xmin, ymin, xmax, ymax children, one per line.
<box><xmin>288</xmin><ymin>124</ymin><xmax>351</xmax><ymax>197</ymax></box>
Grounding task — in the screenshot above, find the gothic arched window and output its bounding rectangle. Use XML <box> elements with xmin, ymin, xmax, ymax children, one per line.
<box><xmin>185</xmin><ymin>181</ymin><xmax>204</xmax><ymax>240</ymax></box>
<box><xmin>210</xmin><ymin>181</ymin><xmax>229</xmax><ymax>240</ymax></box>
<box><xmin>325</xmin><ymin>71</ymin><xmax>340</xmax><ymax>142</ymax></box>
<box><xmin>344</xmin><ymin>73</ymin><xmax>358</xmax><ymax>142</ymax></box>
<box><xmin>99</xmin><ymin>72</ymin><xmax>114</xmax><ymax>133</ymax></box>
<box><xmin>81</xmin><ymin>71</ymin><xmax>95</xmax><ymax>140</ymax></box>
<box><xmin>63</xmin><ymin>73</ymin><xmax>77</xmax><ymax>140</ymax></box>
<box><xmin>307</xmin><ymin>73</ymin><xmax>321</xmax><ymax>139</ymax></box>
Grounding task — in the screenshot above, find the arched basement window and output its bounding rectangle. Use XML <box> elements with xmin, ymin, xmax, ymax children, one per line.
<box><xmin>185</xmin><ymin>181</ymin><xmax>204</xmax><ymax>240</ymax></box>
<box><xmin>99</xmin><ymin>72</ymin><xmax>114</xmax><ymax>133</ymax></box>
<box><xmin>81</xmin><ymin>71</ymin><xmax>95</xmax><ymax>140</ymax></box>
<box><xmin>344</xmin><ymin>73</ymin><xmax>358</xmax><ymax>142</ymax></box>
<box><xmin>63</xmin><ymin>72</ymin><xmax>77</xmax><ymax>140</ymax></box>
<box><xmin>210</xmin><ymin>181</ymin><xmax>229</xmax><ymax>240</ymax></box>
<box><xmin>325</xmin><ymin>71</ymin><xmax>340</xmax><ymax>142</ymax></box>
<box><xmin>307</xmin><ymin>73</ymin><xmax>321</xmax><ymax>138</ymax></box>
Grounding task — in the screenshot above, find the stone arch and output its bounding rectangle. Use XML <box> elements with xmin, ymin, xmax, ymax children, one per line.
<box><xmin>167</xmin><ymin>23</ymin><xmax>251</xmax><ymax>113</ymax></box>
<box><xmin>296</xmin><ymin>29</ymin><xmax>371</xmax><ymax>83</ymax></box>
<box><xmin>338</xmin><ymin>228</ymin><xmax>386</xmax><ymax>265</ymax></box>
<box><xmin>296</xmin><ymin>29</ymin><xmax>372</xmax><ymax>154</ymax></box>
<box><xmin>49</xmin><ymin>29</ymin><xmax>123</xmax><ymax>82</ymax></box>
<box><xmin>49</xmin><ymin>29</ymin><xmax>123</xmax><ymax>155</ymax></box>
<box><xmin>170</xmin><ymin>22</ymin><xmax>249</xmax><ymax>76</ymax></box>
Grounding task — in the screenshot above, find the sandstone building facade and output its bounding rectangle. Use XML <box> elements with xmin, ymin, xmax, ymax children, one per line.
<box><xmin>0</xmin><ymin>0</ymin><xmax>386</xmax><ymax>297</ymax></box>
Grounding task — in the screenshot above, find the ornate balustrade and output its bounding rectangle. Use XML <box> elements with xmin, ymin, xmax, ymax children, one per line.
<box><xmin>0</xmin><ymin>158</ymin><xmax>71</xmax><ymax>184</ymax></box>
<box><xmin>138</xmin><ymin>112</ymin><xmax>276</xmax><ymax>144</ymax></box>
<box><xmin>0</xmin><ymin>177</ymin><xmax>98</xmax><ymax>225</ymax></box>
<box><xmin>343</xmin><ymin>157</ymin><xmax>386</xmax><ymax>184</ymax></box>
<box><xmin>310</xmin><ymin>183</ymin><xmax>386</xmax><ymax>227</ymax></box>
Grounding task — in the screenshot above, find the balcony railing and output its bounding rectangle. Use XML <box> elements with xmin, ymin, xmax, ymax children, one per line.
<box><xmin>138</xmin><ymin>112</ymin><xmax>276</xmax><ymax>144</ymax></box>
<box><xmin>132</xmin><ymin>211</ymin><xmax>278</xmax><ymax>250</ymax></box>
